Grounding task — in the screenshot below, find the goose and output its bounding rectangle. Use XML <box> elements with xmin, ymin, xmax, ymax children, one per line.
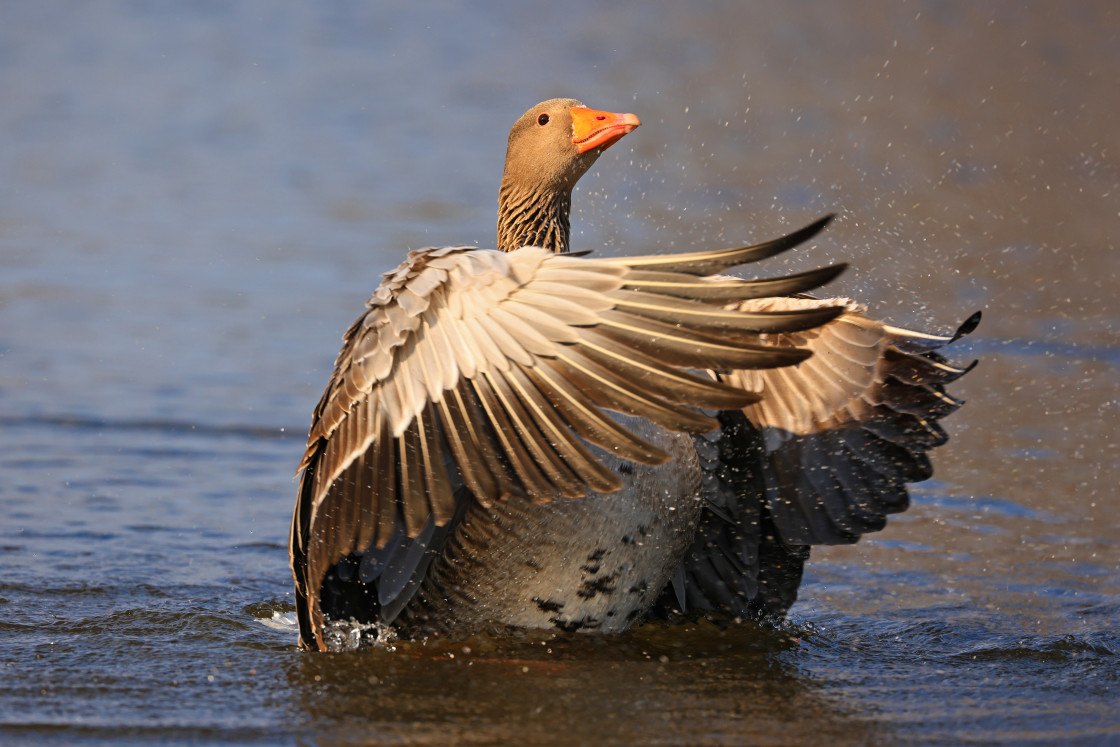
<box><xmin>289</xmin><ymin>98</ymin><xmax>978</xmax><ymax>651</ymax></box>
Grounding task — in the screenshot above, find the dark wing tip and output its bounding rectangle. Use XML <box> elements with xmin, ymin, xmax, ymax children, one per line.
<box><xmin>953</xmin><ymin>311</ymin><xmax>982</xmax><ymax>341</ymax></box>
<box><xmin>777</xmin><ymin>346</ymin><xmax>815</xmax><ymax>366</ymax></box>
<box><xmin>791</xmin><ymin>213</ymin><xmax>836</xmax><ymax>244</ymax></box>
<box><xmin>810</xmin><ymin>261</ymin><xmax>848</xmax><ymax>289</ymax></box>
<box><xmin>806</xmin><ymin>303</ymin><xmax>848</xmax><ymax>328</ymax></box>
<box><xmin>744</xmin><ymin>213</ymin><xmax>836</xmax><ymax>264</ymax></box>
<box><xmin>765</xmin><ymin>304</ymin><xmax>849</xmax><ymax>334</ymax></box>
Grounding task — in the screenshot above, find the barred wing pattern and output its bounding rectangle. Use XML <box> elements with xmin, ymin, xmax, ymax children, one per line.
<box><xmin>670</xmin><ymin>298</ymin><xmax>979</xmax><ymax>617</ymax></box>
<box><xmin>290</xmin><ymin>217</ymin><xmax>845</xmax><ymax>648</ymax></box>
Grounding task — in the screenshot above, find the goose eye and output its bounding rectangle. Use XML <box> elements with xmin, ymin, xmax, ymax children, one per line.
<box><xmin>537</xmin><ymin>113</ymin><xmax>550</xmax><ymax>126</ymax></box>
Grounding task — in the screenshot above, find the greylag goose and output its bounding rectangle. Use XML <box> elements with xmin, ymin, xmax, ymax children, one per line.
<box><xmin>289</xmin><ymin>98</ymin><xmax>978</xmax><ymax>651</ymax></box>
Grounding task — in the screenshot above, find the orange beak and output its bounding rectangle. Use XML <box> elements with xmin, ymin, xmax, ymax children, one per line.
<box><xmin>570</xmin><ymin>106</ymin><xmax>642</xmax><ymax>153</ymax></box>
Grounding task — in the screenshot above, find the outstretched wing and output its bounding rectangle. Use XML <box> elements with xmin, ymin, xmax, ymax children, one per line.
<box><xmin>290</xmin><ymin>217</ymin><xmax>845</xmax><ymax>649</ymax></box>
<box><xmin>666</xmin><ymin>299</ymin><xmax>979</xmax><ymax>618</ymax></box>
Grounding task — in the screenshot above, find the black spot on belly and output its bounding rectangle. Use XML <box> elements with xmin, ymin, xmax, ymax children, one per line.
<box><xmin>579</xmin><ymin>550</ymin><xmax>607</xmax><ymax>575</ymax></box>
<box><xmin>577</xmin><ymin>573</ymin><xmax>618</xmax><ymax>599</ymax></box>
<box><xmin>628</xmin><ymin>581</ymin><xmax>649</xmax><ymax>595</ymax></box>
<box><xmin>618</xmin><ymin>462</ymin><xmax>634</xmax><ymax>475</ymax></box>
<box><xmin>551</xmin><ymin>616</ymin><xmax>601</xmax><ymax>632</ymax></box>
<box><xmin>532</xmin><ymin>597</ymin><xmax>563</xmax><ymax>613</ymax></box>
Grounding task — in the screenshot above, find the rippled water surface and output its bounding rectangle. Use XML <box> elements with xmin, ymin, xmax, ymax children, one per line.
<box><xmin>2</xmin><ymin>2</ymin><xmax>1118</xmax><ymax>744</ymax></box>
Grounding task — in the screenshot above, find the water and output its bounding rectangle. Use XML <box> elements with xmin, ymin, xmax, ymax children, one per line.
<box><xmin>2</xmin><ymin>2</ymin><xmax>1118</xmax><ymax>744</ymax></box>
